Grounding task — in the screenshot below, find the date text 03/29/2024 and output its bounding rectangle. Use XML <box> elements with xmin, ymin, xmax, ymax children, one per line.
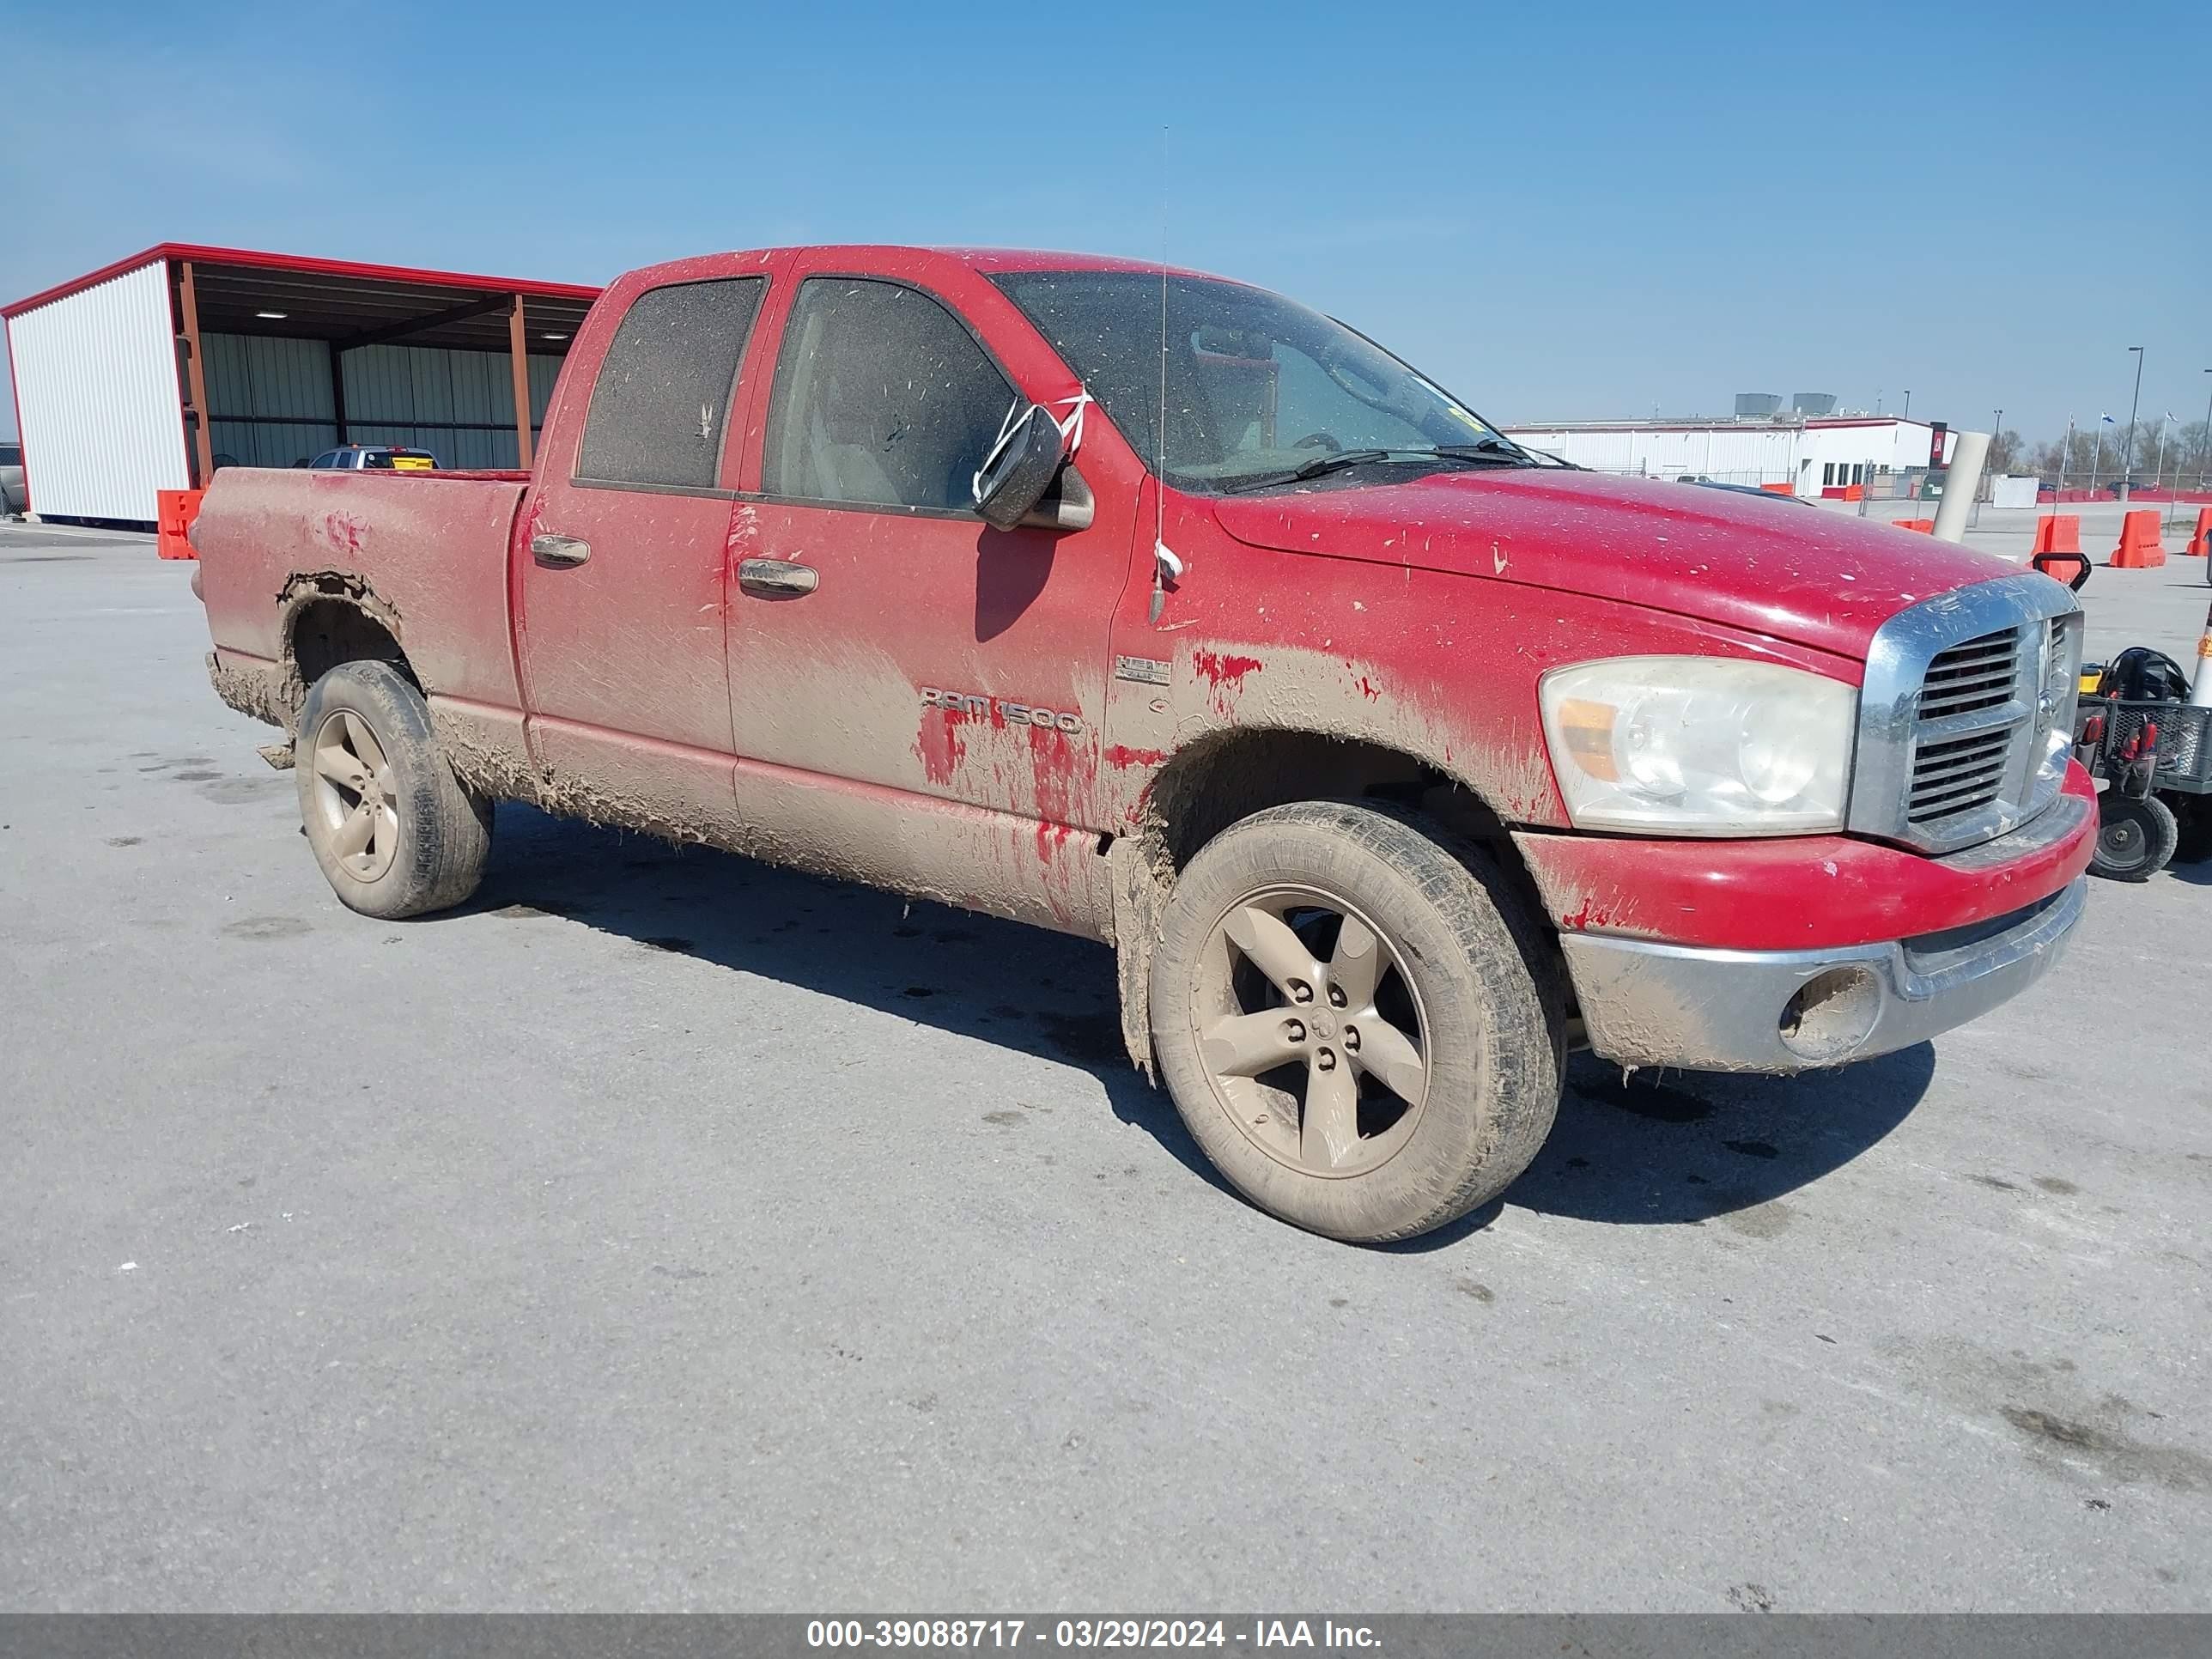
<box><xmin>805</xmin><ymin>1620</ymin><xmax>1381</xmax><ymax>1650</ymax></box>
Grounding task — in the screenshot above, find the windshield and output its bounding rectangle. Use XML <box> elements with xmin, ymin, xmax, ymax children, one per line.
<box><xmin>992</xmin><ymin>270</ymin><xmax>1512</xmax><ymax>495</ymax></box>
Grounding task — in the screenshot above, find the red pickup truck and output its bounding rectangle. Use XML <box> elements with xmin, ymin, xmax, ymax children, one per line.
<box><xmin>194</xmin><ymin>244</ymin><xmax>2094</xmax><ymax>1243</ymax></box>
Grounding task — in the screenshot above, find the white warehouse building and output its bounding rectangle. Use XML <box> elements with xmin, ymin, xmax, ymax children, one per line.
<box><xmin>1500</xmin><ymin>414</ymin><xmax>1956</xmax><ymax>499</ymax></box>
<box><xmin>3</xmin><ymin>243</ymin><xmax>599</xmax><ymax>526</ymax></box>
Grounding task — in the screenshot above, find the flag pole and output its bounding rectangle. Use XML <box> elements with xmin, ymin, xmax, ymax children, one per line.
<box><xmin>2156</xmin><ymin>416</ymin><xmax>2173</xmax><ymax>529</ymax></box>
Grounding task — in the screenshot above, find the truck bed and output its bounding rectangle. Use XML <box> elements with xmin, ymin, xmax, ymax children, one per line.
<box><xmin>195</xmin><ymin>466</ymin><xmax>529</xmax><ymax>717</ymax></box>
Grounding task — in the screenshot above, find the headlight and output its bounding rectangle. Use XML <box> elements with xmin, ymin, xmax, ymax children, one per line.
<box><xmin>1540</xmin><ymin>657</ymin><xmax>1856</xmax><ymax>835</ymax></box>
<box><xmin>2032</xmin><ymin>621</ymin><xmax>2081</xmax><ymax>787</ymax></box>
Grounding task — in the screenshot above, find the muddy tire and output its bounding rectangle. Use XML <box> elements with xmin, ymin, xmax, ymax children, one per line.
<box><xmin>1151</xmin><ymin>800</ymin><xmax>1564</xmax><ymax>1243</ymax></box>
<box><xmin>295</xmin><ymin>661</ymin><xmax>491</xmax><ymax>919</ymax></box>
<box><xmin>2088</xmin><ymin>792</ymin><xmax>2178</xmax><ymax>883</ymax></box>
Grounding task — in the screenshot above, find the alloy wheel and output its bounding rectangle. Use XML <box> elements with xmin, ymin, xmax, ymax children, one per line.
<box><xmin>1191</xmin><ymin>885</ymin><xmax>1431</xmax><ymax>1178</ymax></box>
<box><xmin>307</xmin><ymin>708</ymin><xmax>401</xmax><ymax>882</ymax></box>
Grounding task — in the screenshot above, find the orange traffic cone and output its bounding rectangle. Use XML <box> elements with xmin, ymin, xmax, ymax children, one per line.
<box><xmin>2109</xmin><ymin>509</ymin><xmax>2167</xmax><ymax>568</ymax></box>
<box><xmin>2185</xmin><ymin>507</ymin><xmax>2212</xmax><ymax>558</ymax></box>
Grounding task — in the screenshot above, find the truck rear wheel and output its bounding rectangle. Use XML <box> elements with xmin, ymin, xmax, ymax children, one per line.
<box><xmin>295</xmin><ymin>660</ymin><xmax>491</xmax><ymax>919</ymax></box>
<box><xmin>1150</xmin><ymin>801</ymin><xmax>1564</xmax><ymax>1243</ymax></box>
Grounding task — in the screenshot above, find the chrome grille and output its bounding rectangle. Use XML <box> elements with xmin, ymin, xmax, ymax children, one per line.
<box><xmin>1908</xmin><ymin>726</ymin><xmax>2014</xmax><ymax>822</ymax></box>
<box><xmin>1905</xmin><ymin>623</ymin><xmax>2025</xmax><ymax>823</ymax></box>
<box><xmin>1917</xmin><ymin>629</ymin><xmax>2019</xmax><ymax>720</ymax></box>
<box><xmin>1848</xmin><ymin>574</ymin><xmax>2083</xmax><ymax>855</ymax></box>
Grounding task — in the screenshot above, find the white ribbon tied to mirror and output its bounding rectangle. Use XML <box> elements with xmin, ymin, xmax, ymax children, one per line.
<box><xmin>970</xmin><ymin>389</ymin><xmax>1188</xmax><ymax>621</ymax></box>
<box><xmin>971</xmin><ymin>391</ymin><xmax>1094</xmax><ymax>507</ymax></box>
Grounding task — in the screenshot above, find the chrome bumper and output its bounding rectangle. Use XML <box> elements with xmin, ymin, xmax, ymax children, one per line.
<box><xmin>1559</xmin><ymin>876</ymin><xmax>2087</xmax><ymax>1074</ymax></box>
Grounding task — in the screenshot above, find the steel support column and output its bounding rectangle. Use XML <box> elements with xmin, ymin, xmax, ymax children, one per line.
<box><xmin>328</xmin><ymin>340</ymin><xmax>349</xmax><ymax>446</ymax></box>
<box><xmin>177</xmin><ymin>260</ymin><xmax>216</xmax><ymax>487</ymax></box>
<box><xmin>508</xmin><ymin>296</ymin><xmax>534</xmax><ymax>470</ymax></box>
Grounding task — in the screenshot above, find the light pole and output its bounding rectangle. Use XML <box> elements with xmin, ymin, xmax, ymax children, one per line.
<box><xmin>2120</xmin><ymin>346</ymin><xmax>2144</xmax><ymax>502</ymax></box>
<box><xmin>2153</xmin><ymin>414</ymin><xmax>2174</xmax><ymax>526</ymax></box>
<box><xmin>1903</xmin><ymin>389</ymin><xmax>1911</xmax><ymax>420</ymax></box>
<box><xmin>2201</xmin><ymin>368</ymin><xmax>2212</xmax><ymax>494</ymax></box>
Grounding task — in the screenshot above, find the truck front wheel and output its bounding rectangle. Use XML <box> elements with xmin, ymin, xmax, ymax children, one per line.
<box><xmin>1150</xmin><ymin>801</ymin><xmax>1564</xmax><ymax>1243</ymax></box>
<box><xmin>295</xmin><ymin>661</ymin><xmax>491</xmax><ymax>919</ymax></box>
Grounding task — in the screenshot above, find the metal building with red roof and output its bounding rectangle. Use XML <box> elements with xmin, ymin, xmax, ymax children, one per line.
<box><xmin>3</xmin><ymin>245</ymin><xmax>602</xmax><ymax>524</ymax></box>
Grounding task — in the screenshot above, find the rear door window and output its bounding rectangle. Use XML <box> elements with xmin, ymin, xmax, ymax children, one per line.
<box><xmin>577</xmin><ymin>277</ymin><xmax>767</xmax><ymax>489</ymax></box>
<box><xmin>760</xmin><ymin>278</ymin><xmax>1015</xmax><ymax>514</ymax></box>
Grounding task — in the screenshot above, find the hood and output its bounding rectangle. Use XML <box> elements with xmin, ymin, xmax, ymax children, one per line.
<box><xmin>1207</xmin><ymin>467</ymin><xmax>2020</xmax><ymax>662</ymax></box>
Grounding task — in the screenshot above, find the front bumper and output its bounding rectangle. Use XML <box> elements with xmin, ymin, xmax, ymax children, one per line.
<box><xmin>1560</xmin><ymin>872</ymin><xmax>2085</xmax><ymax>1073</ymax></box>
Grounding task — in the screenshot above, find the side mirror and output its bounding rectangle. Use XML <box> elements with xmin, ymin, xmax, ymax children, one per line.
<box><xmin>973</xmin><ymin>404</ymin><xmax>1066</xmax><ymax>532</ymax></box>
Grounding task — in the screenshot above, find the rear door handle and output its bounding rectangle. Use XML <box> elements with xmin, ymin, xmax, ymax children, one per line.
<box><xmin>532</xmin><ymin>533</ymin><xmax>591</xmax><ymax>568</ymax></box>
<box><xmin>738</xmin><ymin>557</ymin><xmax>819</xmax><ymax>599</ymax></box>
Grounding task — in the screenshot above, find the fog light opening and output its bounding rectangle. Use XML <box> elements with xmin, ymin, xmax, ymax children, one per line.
<box><xmin>1779</xmin><ymin>965</ymin><xmax>1882</xmax><ymax>1064</ymax></box>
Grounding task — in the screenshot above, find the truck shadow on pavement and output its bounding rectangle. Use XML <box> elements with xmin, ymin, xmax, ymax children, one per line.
<box><xmin>458</xmin><ymin>806</ymin><xmax>1227</xmax><ymax>1192</ymax></box>
<box><xmin>460</xmin><ymin>806</ymin><xmax>1936</xmax><ymax>1241</ymax></box>
<box><xmin>1508</xmin><ymin>1046</ymin><xmax>1933</xmax><ymax>1227</ymax></box>
<box><xmin>1376</xmin><ymin>1046</ymin><xmax>1934</xmax><ymax>1250</ymax></box>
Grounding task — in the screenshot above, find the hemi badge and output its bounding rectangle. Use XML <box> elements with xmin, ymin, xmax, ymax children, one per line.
<box><xmin>1115</xmin><ymin>655</ymin><xmax>1171</xmax><ymax>686</ymax></box>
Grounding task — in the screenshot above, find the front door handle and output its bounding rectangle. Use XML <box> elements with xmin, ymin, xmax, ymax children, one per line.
<box><xmin>738</xmin><ymin>557</ymin><xmax>819</xmax><ymax>599</ymax></box>
<box><xmin>532</xmin><ymin>533</ymin><xmax>591</xmax><ymax>568</ymax></box>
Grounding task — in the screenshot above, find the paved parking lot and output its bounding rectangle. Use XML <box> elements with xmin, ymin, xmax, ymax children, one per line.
<box><xmin>3</xmin><ymin>520</ymin><xmax>2209</xmax><ymax>1612</ymax></box>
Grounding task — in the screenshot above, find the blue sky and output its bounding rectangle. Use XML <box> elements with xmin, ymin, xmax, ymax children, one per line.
<box><xmin>3</xmin><ymin>0</ymin><xmax>2207</xmax><ymax>445</ymax></box>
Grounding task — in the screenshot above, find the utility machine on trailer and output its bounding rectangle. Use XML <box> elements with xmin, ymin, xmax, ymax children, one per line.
<box><xmin>2075</xmin><ymin>643</ymin><xmax>2212</xmax><ymax>880</ymax></box>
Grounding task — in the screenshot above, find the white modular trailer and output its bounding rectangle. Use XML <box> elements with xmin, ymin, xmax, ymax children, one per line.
<box><xmin>1502</xmin><ymin>416</ymin><xmax>1954</xmax><ymax>496</ymax></box>
<box><xmin>3</xmin><ymin>259</ymin><xmax>192</xmax><ymax>522</ymax></box>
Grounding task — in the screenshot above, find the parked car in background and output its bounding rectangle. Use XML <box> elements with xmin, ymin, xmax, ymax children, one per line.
<box><xmin>0</xmin><ymin>442</ymin><xmax>25</xmax><ymax>514</ymax></box>
<box><xmin>305</xmin><ymin>446</ymin><xmax>439</xmax><ymax>472</ymax></box>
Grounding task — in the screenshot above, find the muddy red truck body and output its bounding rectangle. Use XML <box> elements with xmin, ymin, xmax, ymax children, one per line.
<box><xmin>195</xmin><ymin>244</ymin><xmax>2094</xmax><ymax>1242</ymax></box>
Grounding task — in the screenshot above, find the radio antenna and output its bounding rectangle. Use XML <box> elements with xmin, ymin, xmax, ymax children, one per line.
<box><xmin>1150</xmin><ymin>124</ymin><xmax>1176</xmax><ymax>625</ymax></box>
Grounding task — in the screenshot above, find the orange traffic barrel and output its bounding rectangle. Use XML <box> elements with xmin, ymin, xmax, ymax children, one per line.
<box><xmin>2185</xmin><ymin>507</ymin><xmax>2212</xmax><ymax>558</ymax></box>
<box><xmin>155</xmin><ymin>489</ymin><xmax>204</xmax><ymax>561</ymax></box>
<box><xmin>2032</xmin><ymin>514</ymin><xmax>2081</xmax><ymax>555</ymax></box>
<box><xmin>2109</xmin><ymin>508</ymin><xmax>2166</xmax><ymax>568</ymax></box>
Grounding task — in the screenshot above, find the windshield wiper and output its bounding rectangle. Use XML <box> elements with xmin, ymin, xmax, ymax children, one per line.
<box><xmin>1443</xmin><ymin>436</ymin><xmax>1583</xmax><ymax>470</ymax></box>
<box><xmin>1218</xmin><ymin>449</ymin><xmax>1393</xmax><ymax>493</ymax></box>
<box><xmin>1430</xmin><ymin>436</ymin><xmax>1534</xmax><ymax>465</ymax></box>
<box><xmin>1225</xmin><ymin>446</ymin><xmax>1528</xmax><ymax>494</ymax></box>
<box><xmin>1290</xmin><ymin>447</ymin><xmax>1397</xmax><ymax>480</ymax></box>
<box><xmin>1218</xmin><ymin>441</ymin><xmax>1540</xmax><ymax>495</ymax></box>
